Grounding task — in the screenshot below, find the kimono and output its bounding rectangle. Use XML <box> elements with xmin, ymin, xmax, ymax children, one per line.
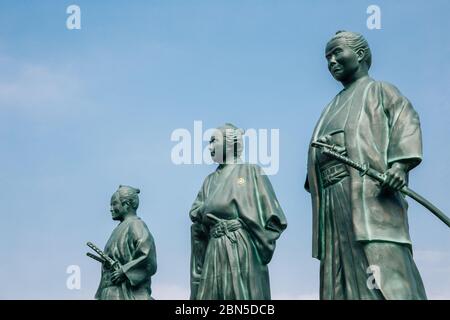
<box><xmin>190</xmin><ymin>162</ymin><xmax>287</xmax><ymax>300</ymax></box>
<box><xmin>306</xmin><ymin>76</ymin><xmax>426</xmax><ymax>299</ymax></box>
<box><xmin>95</xmin><ymin>216</ymin><xmax>157</xmax><ymax>300</ymax></box>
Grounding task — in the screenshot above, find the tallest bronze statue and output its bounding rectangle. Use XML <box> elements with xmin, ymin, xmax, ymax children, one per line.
<box><xmin>305</xmin><ymin>31</ymin><xmax>427</xmax><ymax>300</ymax></box>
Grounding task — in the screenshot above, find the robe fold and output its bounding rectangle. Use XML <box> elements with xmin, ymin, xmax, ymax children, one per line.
<box><xmin>307</xmin><ymin>76</ymin><xmax>422</xmax><ymax>260</ymax></box>
<box><xmin>306</xmin><ymin>76</ymin><xmax>426</xmax><ymax>299</ymax></box>
<box><xmin>190</xmin><ymin>162</ymin><xmax>287</xmax><ymax>300</ymax></box>
<box><xmin>95</xmin><ymin>216</ymin><xmax>157</xmax><ymax>300</ymax></box>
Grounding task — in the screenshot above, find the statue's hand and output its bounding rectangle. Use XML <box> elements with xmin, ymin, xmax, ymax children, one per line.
<box><xmin>382</xmin><ymin>164</ymin><xmax>407</xmax><ymax>192</ymax></box>
<box><xmin>318</xmin><ymin>134</ymin><xmax>332</xmax><ymax>144</ymax></box>
<box><xmin>190</xmin><ymin>204</ymin><xmax>205</xmax><ymax>223</ymax></box>
<box><xmin>317</xmin><ymin>134</ymin><xmax>346</xmax><ymax>154</ymax></box>
<box><xmin>111</xmin><ymin>266</ymin><xmax>126</xmax><ymax>285</ymax></box>
<box><xmin>202</xmin><ymin>212</ymin><xmax>215</xmax><ymax>225</ymax></box>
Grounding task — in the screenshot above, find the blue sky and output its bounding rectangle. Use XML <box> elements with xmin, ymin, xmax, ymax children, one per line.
<box><xmin>1</xmin><ymin>0</ymin><xmax>449</xmax><ymax>299</ymax></box>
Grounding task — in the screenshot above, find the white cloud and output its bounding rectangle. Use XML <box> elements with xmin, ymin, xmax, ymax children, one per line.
<box><xmin>0</xmin><ymin>56</ymin><xmax>82</xmax><ymax>116</ymax></box>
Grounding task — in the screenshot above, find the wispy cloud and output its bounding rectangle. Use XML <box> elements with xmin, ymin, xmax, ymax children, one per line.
<box><xmin>0</xmin><ymin>55</ymin><xmax>82</xmax><ymax>117</ymax></box>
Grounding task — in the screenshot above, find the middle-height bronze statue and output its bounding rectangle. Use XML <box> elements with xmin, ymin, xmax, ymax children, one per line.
<box><xmin>306</xmin><ymin>31</ymin><xmax>427</xmax><ymax>300</ymax></box>
<box><xmin>189</xmin><ymin>123</ymin><xmax>287</xmax><ymax>300</ymax></box>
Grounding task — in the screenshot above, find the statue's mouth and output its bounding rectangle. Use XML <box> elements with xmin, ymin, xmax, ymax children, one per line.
<box><xmin>332</xmin><ymin>66</ymin><xmax>342</xmax><ymax>73</ymax></box>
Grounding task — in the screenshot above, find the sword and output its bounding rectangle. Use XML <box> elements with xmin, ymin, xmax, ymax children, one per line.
<box><xmin>86</xmin><ymin>242</ymin><xmax>118</xmax><ymax>269</ymax></box>
<box><xmin>311</xmin><ymin>141</ymin><xmax>450</xmax><ymax>228</ymax></box>
<box><xmin>86</xmin><ymin>241</ymin><xmax>133</xmax><ymax>300</ymax></box>
<box><xmin>86</xmin><ymin>252</ymin><xmax>106</xmax><ymax>264</ymax></box>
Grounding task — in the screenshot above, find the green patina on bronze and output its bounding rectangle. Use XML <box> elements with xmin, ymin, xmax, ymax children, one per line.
<box><xmin>190</xmin><ymin>124</ymin><xmax>287</xmax><ymax>300</ymax></box>
<box><xmin>90</xmin><ymin>185</ymin><xmax>157</xmax><ymax>300</ymax></box>
<box><xmin>305</xmin><ymin>31</ymin><xmax>427</xmax><ymax>300</ymax></box>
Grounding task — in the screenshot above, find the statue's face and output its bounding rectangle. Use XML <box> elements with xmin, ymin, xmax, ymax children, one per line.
<box><xmin>208</xmin><ymin>130</ymin><xmax>225</xmax><ymax>164</ymax></box>
<box><xmin>110</xmin><ymin>193</ymin><xmax>126</xmax><ymax>221</ymax></box>
<box><xmin>325</xmin><ymin>38</ymin><xmax>361</xmax><ymax>82</ymax></box>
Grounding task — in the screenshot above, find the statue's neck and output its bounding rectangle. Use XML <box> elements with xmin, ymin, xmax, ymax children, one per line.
<box><xmin>217</xmin><ymin>157</ymin><xmax>242</xmax><ymax>169</ymax></box>
<box><xmin>341</xmin><ymin>64</ymin><xmax>369</xmax><ymax>89</ymax></box>
<box><xmin>119</xmin><ymin>211</ymin><xmax>137</xmax><ymax>222</ymax></box>
<box><xmin>342</xmin><ymin>72</ymin><xmax>369</xmax><ymax>90</ymax></box>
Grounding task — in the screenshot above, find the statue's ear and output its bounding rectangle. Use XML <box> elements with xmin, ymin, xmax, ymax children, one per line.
<box><xmin>356</xmin><ymin>49</ymin><xmax>365</xmax><ymax>62</ymax></box>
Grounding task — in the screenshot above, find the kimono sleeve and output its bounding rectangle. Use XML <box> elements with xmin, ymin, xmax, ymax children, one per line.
<box><xmin>189</xmin><ymin>176</ymin><xmax>210</xmax><ymax>299</ymax></box>
<box><xmin>304</xmin><ymin>174</ymin><xmax>310</xmax><ymax>193</ymax></box>
<box><xmin>189</xmin><ymin>176</ymin><xmax>209</xmax><ymax>223</ymax></box>
<box><xmin>238</xmin><ymin>165</ymin><xmax>288</xmax><ymax>264</ymax></box>
<box><xmin>122</xmin><ymin>220</ymin><xmax>157</xmax><ymax>286</ymax></box>
<box><xmin>380</xmin><ymin>82</ymin><xmax>423</xmax><ymax>169</ymax></box>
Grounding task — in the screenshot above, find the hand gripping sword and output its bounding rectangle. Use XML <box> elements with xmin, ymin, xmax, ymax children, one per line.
<box><xmin>311</xmin><ymin>141</ymin><xmax>450</xmax><ymax>228</ymax></box>
<box><xmin>86</xmin><ymin>241</ymin><xmax>133</xmax><ymax>300</ymax></box>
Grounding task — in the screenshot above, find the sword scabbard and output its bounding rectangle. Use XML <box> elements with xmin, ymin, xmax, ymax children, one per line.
<box><xmin>311</xmin><ymin>140</ymin><xmax>450</xmax><ymax>229</ymax></box>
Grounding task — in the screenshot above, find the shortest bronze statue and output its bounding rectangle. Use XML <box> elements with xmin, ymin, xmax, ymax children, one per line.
<box><xmin>88</xmin><ymin>185</ymin><xmax>157</xmax><ymax>300</ymax></box>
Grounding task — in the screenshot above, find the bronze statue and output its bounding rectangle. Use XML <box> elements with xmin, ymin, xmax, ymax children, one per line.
<box><xmin>305</xmin><ymin>31</ymin><xmax>427</xmax><ymax>299</ymax></box>
<box><xmin>88</xmin><ymin>185</ymin><xmax>157</xmax><ymax>300</ymax></box>
<box><xmin>189</xmin><ymin>123</ymin><xmax>287</xmax><ymax>299</ymax></box>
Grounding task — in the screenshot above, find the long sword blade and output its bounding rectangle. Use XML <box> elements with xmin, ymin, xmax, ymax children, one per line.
<box><xmin>312</xmin><ymin>141</ymin><xmax>450</xmax><ymax>228</ymax></box>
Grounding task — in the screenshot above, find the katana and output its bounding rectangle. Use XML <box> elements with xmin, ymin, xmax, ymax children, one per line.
<box><xmin>86</xmin><ymin>252</ymin><xmax>106</xmax><ymax>264</ymax></box>
<box><xmin>86</xmin><ymin>241</ymin><xmax>133</xmax><ymax>299</ymax></box>
<box><xmin>311</xmin><ymin>141</ymin><xmax>450</xmax><ymax>228</ymax></box>
<box><xmin>86</xmin><ymin>241</ymin><xmax>118</xmax><ymax>268</ymax></box>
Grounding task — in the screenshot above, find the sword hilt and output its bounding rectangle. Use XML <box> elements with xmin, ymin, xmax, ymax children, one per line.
<box><xmin>312</xmin><ymin>140</ymin><xmax>450</xmax><ymax>229</ymax></box>
<box><xmin>86</xmin><ymin>252</ymin><xmax>106</xmax><ymax>264</ymax></box>
<box><xmin>359</xmin><ymin>163</ymin><xmax>386</xmax><ymax>183</ymax></box>
<box><xmin>86</xmin><ymin>242</ymin><xmax>118</xmax><ymax>268</ymax></box>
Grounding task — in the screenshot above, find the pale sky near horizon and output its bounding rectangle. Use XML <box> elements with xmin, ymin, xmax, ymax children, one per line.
<box><xmin>1</xmin><ymin>0</ymin><xmax>449</xmax><ymax>299</ymax></box>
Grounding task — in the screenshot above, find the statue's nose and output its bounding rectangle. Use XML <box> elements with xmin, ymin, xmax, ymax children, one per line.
<box><xmin>328</xmin><ymin>55</ymin><xmax>337</xmax><ymax>66</ymax></box>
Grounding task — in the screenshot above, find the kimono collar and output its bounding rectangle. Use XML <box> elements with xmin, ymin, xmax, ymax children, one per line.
<box><xmin>216</xmin><ymin>158</ymin><xmax>243</xmax><ymax>172</ymax></box>
<box><xmin>342</xmin><ymin>75</ymin><xmax>370</xmax><ymax>92</ymax></box>
<box><xmin>119</xmin><ymin>214</ymin><xmax>139</xmax><ymax>225</ymax></box>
